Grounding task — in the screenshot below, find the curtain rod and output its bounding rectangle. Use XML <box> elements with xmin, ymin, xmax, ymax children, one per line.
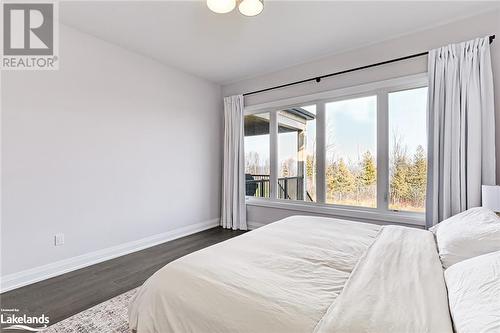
<box><xmin>243</xmin><ymin>34</ymin><xmax>496</xmax><ymax>97</ymax></box>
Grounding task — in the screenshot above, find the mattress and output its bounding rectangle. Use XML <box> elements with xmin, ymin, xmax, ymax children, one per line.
<box><xmin>129</xmin><ymin>215</ymin><xmax>453</xmax><ymax>333</ymax></box>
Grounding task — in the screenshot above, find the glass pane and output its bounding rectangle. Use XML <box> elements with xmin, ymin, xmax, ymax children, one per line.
<box><xmin>244</xmin><ymin>112</ymin><xmax>270</xmax><ymax>198</ymax></box>
<box><xmin>389</xmin><ymin>87</ymin><xmax>428</xmax><ymax>212</ymax></box>
<box><xmin>277</xmin><ymin>105</ymin><xmax>316</xmax><ymax>202</ymax></box>
<box><xmin>325</xmin><ymin>96</ymin><xmax>377</xmax><ymax>207</ymax></box>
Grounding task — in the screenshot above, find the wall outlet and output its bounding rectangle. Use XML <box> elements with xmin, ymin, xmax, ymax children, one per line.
<box><xmin>54</xmin><ymin>233</ymin><xmax>65</xmax><ymax>246</ymax></box>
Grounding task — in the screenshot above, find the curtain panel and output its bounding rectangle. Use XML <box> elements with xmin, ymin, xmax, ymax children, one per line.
<box><xmin>221</xmin><ymin>95</ymin><xmax>247</xmax><ymax>230</ymax></box>
<box><xmin>426</xmin><ymin>36</ymin><xmax>496</xmax><ymax>228</ymax></box>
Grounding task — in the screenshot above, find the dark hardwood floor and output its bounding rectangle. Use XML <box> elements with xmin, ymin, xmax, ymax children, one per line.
<box><xmin>0</xmin><ymin>227</ymin><xmax>245</xmax><ymax>327</ymax></box>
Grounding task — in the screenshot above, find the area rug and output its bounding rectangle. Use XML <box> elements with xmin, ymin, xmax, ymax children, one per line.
<box><xmin>44</xmin><ymin>288</ymin><xmax>138</xmax><ymax>333</ymax></box>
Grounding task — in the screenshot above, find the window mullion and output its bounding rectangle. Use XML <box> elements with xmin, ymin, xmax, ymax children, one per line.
<box><xmin>316</xmin><ymin>102</ymin><xmax>326</xmax><ymax>203</ymax></box>
<box><xmin>377</xmin><ymin>92</ymin><xmax>389</xmax><ymax>212</ymax></box>
<box><xmin>270</xmin><ymin>111</ymin><xmax>278</xmax><ymax>199</ymax></box>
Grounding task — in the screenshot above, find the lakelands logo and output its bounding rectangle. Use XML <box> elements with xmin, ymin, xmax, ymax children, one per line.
<box><xmin>1</xmin><ymin>1</ymin><xmax>59</xmax><ymax>70</ymax></box>
<box><xmin>1</xmin><ymin>309</ymin><xmax>50</xmax><ymax>331</ymax></box>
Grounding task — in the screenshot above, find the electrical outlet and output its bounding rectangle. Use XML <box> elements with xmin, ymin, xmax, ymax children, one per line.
<box><xmin>54</xmin><ymin>233</ymin><xmax>65</xmax><ymax>246</ymax></box>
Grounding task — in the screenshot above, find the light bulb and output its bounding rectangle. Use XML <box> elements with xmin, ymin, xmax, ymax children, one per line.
<box><xmin>238</xmin><ymin>0</ymin><xmax>264</xmax><ymax>16</ymax></box>
<box><xmin>207</xmin><ymin>0</ymin><xmax>236</xmax><ymax>14</ymax></box>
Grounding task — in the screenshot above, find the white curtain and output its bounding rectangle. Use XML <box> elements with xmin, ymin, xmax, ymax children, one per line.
<box><xmin>221</xmin><ymin>95</ymin><xmax>247</xmax><ymax>230</ymax></box>
<box><xmin>426</xmin><ymin>36</ymin><xmax>496</xmax><ymax>228</ymax></box>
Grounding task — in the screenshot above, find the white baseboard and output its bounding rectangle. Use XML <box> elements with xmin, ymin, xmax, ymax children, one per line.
<box><xmin>0</xmin><ymin>218</ymin><xmax>220</xmax><ymax>293</ymax></box>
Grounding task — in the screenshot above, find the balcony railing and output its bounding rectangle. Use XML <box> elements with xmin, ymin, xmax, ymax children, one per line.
<box><xmin>245</xmin><ymin>174</ymin><xmax>313</xmax><ymax>201</ymax></box>
<box><xmin>245</xmin><ymin>174</ymin><xmax>271</xmax><ymax>198</ymax></box>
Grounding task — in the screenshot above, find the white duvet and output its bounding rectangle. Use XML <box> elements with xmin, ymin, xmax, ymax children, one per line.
<box><xmin>129</xmin><ymin>216</ymin><xmax>452</xmax><ymax>333</ymax></box>
<box><xmin>445</xmin><ymin>250</ymin><xmax>500</xmax><ymax>333</ymax></box>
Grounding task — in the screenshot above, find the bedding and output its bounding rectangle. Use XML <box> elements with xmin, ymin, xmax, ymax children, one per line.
<box><xmin>430</xmin><ymin>207</ymin><xmax>500</xmax><ymax>268</ymax></box>
<box><xmin>129</xmin><ymin>215</ymin><xmax>453</xmax><ymax>333</ymax></box>
<box><xmin>445</xmin><ymin>250</ymin><xmax>500</xmax><ymax>333</ymax></box>
<box><xmin>314</xmin><ymin>225</ymin><xmax>451</xmax><ymax>333</ymax></box>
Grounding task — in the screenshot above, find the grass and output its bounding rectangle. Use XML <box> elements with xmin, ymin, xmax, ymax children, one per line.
<box><xmin>326</xmin><ymin>197</ymin><xmax>425</xmax><ymax>213</ymax></box>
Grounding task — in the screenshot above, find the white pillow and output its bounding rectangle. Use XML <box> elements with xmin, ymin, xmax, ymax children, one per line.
<box><xmin>445</xmin><ymin>251</ymin><xmax>500</xmax><ymax>333</ymax></box>
<box><xmin>430</xmin><ymin>207</ymin><xmax>500</xmax><ymax>268</ymax></box>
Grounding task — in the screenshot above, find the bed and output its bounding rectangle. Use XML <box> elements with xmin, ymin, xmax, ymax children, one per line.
<box><xmin>128</xmin><ymin>215</ymin><xmax>453</xmax><ymax>333</ymax></box>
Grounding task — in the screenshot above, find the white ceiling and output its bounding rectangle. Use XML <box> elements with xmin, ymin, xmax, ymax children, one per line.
<box><xmin>60</xmin><ymin>1</ymin><xmax>500</xmax><ymax>84</ymax></box>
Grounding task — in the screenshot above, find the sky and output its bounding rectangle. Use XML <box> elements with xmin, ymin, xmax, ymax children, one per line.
<box><xmin>388</xmin><ymin>87</ymin><xmax>428</xmax><ymax>158</ymax></box>
<box><xmin>326</xmin><ymin>96</ymin><xmax>376</xmax><ymax>164</ymax></box>
<box><xmin>245</xmin><ymin>87</ymin><xmax>427</xmax><ymax>173</ymax></box>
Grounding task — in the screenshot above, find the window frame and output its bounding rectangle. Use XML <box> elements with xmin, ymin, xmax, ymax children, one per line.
<box><xmin>244</xmin><ymin>73</ymin><xmax>428</xmax><ymax>226</ymax></box>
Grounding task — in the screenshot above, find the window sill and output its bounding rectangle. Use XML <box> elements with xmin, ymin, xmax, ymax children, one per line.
<box><xmin>245</xmin><ymin>197</ymin><xmax>426</xmax><ymax>227</ymax></box>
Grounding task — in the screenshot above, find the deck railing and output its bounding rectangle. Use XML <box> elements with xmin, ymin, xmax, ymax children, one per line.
<box><xmin>246</xmin><ymin>174</ymin><xmax>312</xmax><ymax>201</ymax></box>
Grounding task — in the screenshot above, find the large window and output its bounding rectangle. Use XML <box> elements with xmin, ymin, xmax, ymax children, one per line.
<box><xmin>244</xmin><ymin>112</ymin><xmax>270</xmax><ymax>198</ymax></box>
<box><xmin>325</xmin><ymin>96</ymin><xmax>377</xmax><ymax>207</ymax></box>
<box><xmin>244</xmin><ymin>74</ymin><xmax>428</xmax><ymax>221</ymax></box>
<box><xmin>278</xmin><ymin>105</ymin><xmax>316</xmax><ymax>202</ymax></box>
<box><xmin>388</xmin><ymin>87</ymin><xmax>428</xmax><ymax>212</ymax></box>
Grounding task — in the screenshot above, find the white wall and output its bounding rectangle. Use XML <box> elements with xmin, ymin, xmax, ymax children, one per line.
<box><xmin>223</xmin><ymin>10</ymin><xmax>500</xmax><ymax>226</ymax></box>
<box><xmin>1</xmin><ymin>24</ymin><xmax>222</xmax><ymax>282</ymax></box>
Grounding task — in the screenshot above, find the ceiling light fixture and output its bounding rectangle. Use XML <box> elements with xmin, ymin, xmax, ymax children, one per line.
<box><xmin>207</xmin><ymin>0</ymin><xmax>236</xmax><ymax>14</ymax></box>
<box><xmin>207</xmin><ymin>0</ymin><xmax>263</xmax><ymax>16</ymax></box>
<box><xmin>238</xmin><ymin>0</ymin><xmax>264</xmax><ymax>16</ymax></box>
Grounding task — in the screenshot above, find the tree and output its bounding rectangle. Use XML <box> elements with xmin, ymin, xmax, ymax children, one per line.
<box><xmin>361</xmin><ymin>151</ymin><xmax>376</xmax><ymax>186</ymax></box>
<box><xmin>245</xmin><ymin>152</ymin><xmax>260</xmax><ymax>174</ymax></box>
<box><xmin>390</xmin><ymin>156</ymin><xmax>409</xmax><ymax>205</ymax></box>
<box><xmin>390</xmin><ymin>131</ymin><xmax>409</xmax><ymax>206</ymax></box>
<box><xmin>337</xmin><ymin>159</ymin><xmax>355</xmax><ymax>201</ymax></box>
<box><xmin>326</xmin><ymin>160</ymin><xmax>339</xmax><ymax>201</ymax></box>
<box><xmin>263</xmin><ymin>158</ymin><xmax>270</xmax><ymax>175</ymax></box>
<box><xmin>327</xmin><ymin>158</ymin><xmax>355</xmax><ymax>202</ymax></box>
<box><xmin>407</xmin><ymin>145</ymin><xmax>427</xmax><ymax>208</ymax></box>
<box><xmin>280</xmin><ymin>161</ymin><xmax>290</xmax><ymax>177</ymax></box>
<box><xmin>306</xmin><ymin>155</ymin><xmax>315</xmax><ymax>179</ymax></box>
<box><xmin>305</xmin><ymin>154</ymin><xmax>316</xmax><ymax>198</ymax></box>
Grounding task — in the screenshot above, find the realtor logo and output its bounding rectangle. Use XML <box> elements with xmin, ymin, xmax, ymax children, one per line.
<box><xmin>1</xmin><ymin>2</ymin><xmax>59</xmax><ymax>70</ymax></box>
<box><xmin>1</xmin><ymin>308</ymin><xmax>50</xmax><ymax>332</ymax></box>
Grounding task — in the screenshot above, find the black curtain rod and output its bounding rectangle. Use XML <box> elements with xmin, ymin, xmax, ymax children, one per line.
<box><xmin>243</xmin><ymin>34</ymin><xmax>496</xmax><ymax>97</ymax></box>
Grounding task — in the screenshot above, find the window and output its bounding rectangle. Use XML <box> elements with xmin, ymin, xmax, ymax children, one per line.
<box><xmin>244</xmin><ymin>112</ymin><xmax>270</xmax><ymax>198</ymax></box>
<box><xmin>278</xmin><ymin>105</ymin><xmax>316</xmax><ymax>202</ymax></box>
<box><xmin>325</xmin><ymin>96</ymin><xmax>377</xmax><ymax>207</ymax></box>
<box><xmin>388</xmin><ymin>87</ymin><xmax>428</xmax><ymax>212</ymax></box>
<box><xmin>244</xmin><ymin>74</ymin><xmax>428</xmax><ymax>222</ymax></box>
